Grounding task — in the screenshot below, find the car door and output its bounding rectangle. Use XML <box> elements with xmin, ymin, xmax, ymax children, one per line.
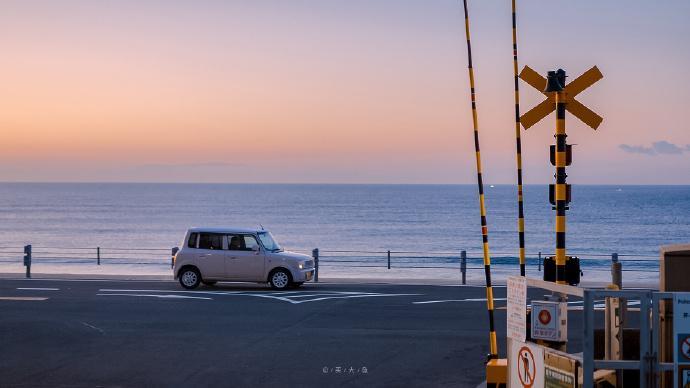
<box><xmin>195</xmin><ymin>232</ymin><xmax>225</xmax><ymax>278</ymax></box>
<box><xmin>225</xmin><ymin>234</ymin><xmax>265</xmax><ymax>281</ymax></box>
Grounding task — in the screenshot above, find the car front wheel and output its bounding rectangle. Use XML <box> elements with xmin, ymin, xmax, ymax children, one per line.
<box><xmin>269</xmin><ymin>269</ymin><xmax>292</xmax><ymax>290</ymax></box>
<box><xmin>179</xmin><ymin>268</ymin><xmax>201</xmax><ymax>289</ymax></box>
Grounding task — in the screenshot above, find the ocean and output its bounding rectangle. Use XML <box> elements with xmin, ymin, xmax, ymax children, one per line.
<box><xmin>0</xmin><ymin>183</ymin><xmax>688</xmax><ymax>280</ymax></box>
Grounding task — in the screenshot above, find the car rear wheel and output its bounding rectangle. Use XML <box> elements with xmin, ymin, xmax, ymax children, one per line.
<box><xmin>269</xmin><ymin>269</ymin><xmax>292</xmax><ymax>290</ymax></box>
<box><xmin>179</xmin><ymin>268</ymin><xmax>201</xmax><ymax>289</ymax></box>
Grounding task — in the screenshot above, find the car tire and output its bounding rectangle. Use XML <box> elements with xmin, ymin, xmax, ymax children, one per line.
<box><xmin>291</xmin><ymin>282</ymin><xmax>304</xmax><ymax>289</ymax></box>
<box><xmin>269</xmin><ymin>269</ymin><xmax>292</xmax><ymax>290</ymax></box>
<box><xmin>179</xmin><ymin>267</ymin><xmax>201</xmax><ymax>289</ymax></box>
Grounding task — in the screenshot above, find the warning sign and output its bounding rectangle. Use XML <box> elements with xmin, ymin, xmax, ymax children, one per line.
<box><xmin>544</xmin><ymin>366</ymin><xmax>575</xmax><ymax>388</ymax></box>
<box><xmin>531</xmin><ymin>301</ymin><xmax>566</xmax><ymax>342</ymax></box>
<box><xmin>518</xmin><ymin>346</ymin><xmax>536</xmax><ymax>387</ymax></box>
<box><xmin>508</xmin><ymin>339</ymin><xmax>544</xmax><ymax>388</ymax></box>
<box><xmin>544</xmin><ymin>348</ymin><xmax>578</xmax><ymax>388</ymax></box>
<box><xmin>679</xmin><ymin>335</ymin><xmax>690</xmax><ymax>363</ymax></box>
<box><xmin>507</xmin><ymin>276</ymin><xmax>527</xmax><ymax>342</ymax></box>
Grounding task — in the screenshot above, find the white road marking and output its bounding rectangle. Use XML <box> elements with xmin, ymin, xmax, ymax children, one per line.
<box><xmin>81</xmin><ymin>322</ymin><xmax>105</xmax><ymax>334</ymax></box>
<box><xmin>3</xmin><ymin>277</ymin><xmax>495</xmax><ymax>289</ymax></box>
<box><xmin>0</xmin><ymin>296</ymin><xmax>49</xmax><ymax>301</ymax></box>
<box><xmin>97</xmin><ymin>288</ymin><xmax>420</xmax><ymax>304</ymax></box>
<box><xmin>293</xmin><ymin>293</ymin><xmax>420</xmax><ymax>304</ymax></box>
<box><xmin>413</xmin><ymin>297</ymin><xmax>507</xmax><ymax>305</ymax></box>
<box><xmin>96</xmin><ymin>293</ymin><xmax>213</xmax><ymax>300</ymax></box>
<box><xmin>99</xmin><ymin>288</ymin><xmax>243</xmax><ymax>295</ymax></box>
<box><xmin>16</xmin><ymin>287</ymin><xmax>60</xmax><ymax>291</ymax></box>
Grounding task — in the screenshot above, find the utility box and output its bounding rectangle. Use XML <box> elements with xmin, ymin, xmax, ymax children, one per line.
<box><xmin>531</xmin><ymin>300</ymin><xmax>568</xmax><ymax>342</ymax></box>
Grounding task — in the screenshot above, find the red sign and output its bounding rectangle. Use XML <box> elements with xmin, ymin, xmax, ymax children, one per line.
<box><xmin>517</xmin><ymin>346</ymin><xmax>536</xmax><ymax>387</ymax></box>
<box><xmin>538</xmin><ymin>309</ymin><xmax>551</xmax><ymax>326</ymax></box>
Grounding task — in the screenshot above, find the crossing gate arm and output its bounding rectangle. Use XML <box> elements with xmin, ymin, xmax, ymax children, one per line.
<box><xmin>526</xmin><ymin>277</ymin><xmax>583</xmax><ymax>297</ymax></box>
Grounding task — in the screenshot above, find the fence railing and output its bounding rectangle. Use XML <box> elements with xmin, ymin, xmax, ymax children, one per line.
<box><xmin>0</xmin><ymin>245</ymin><xmax>658</xmax><ymax>284</ymax></box>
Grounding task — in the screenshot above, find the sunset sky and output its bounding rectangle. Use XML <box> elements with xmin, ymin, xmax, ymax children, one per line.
<box><xmin>1</xmin><ymin>0</ymin><xmax>689</xmax><ymax>184</ymax></box>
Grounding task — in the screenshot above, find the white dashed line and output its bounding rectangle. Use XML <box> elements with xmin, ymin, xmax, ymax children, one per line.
<box><xmin>16</xmin><ymin>287</ymin><xmax>60</xmax><ymax>291</ymax></box>
<box><xmin>81</xmin><ymin>322</ymin><xmax>105</xmax><ymax>334</ymax></box>
<box><xmin>0</xmin><ymin>297</ymin><xmax>49</xmax><ymax>301</ymax></box>
<box><xmin>96</xmin><ymin>293</ymin><xmax>213</xmax><ymax>300</ymax></box>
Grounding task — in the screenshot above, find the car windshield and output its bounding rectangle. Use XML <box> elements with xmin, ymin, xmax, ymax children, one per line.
<box><xmin>257</xmin><ymin>231</ymin><xmax>282</xmax><ymax>252</ymax></box>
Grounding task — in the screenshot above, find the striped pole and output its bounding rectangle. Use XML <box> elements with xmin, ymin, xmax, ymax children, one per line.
<box><xmin>553</xmin><ymin>73</ymin><xmax>568</xmax><ymax>285</ymax></box>
<box><xmin>511</xmin><ymin>0</ymin><xmax>526</xmax><ymax>276</ymax></box>
<box><xmin>462</xmin><ymin>0</ymin><xmax>498</xmax><ymax>359</ymax></box>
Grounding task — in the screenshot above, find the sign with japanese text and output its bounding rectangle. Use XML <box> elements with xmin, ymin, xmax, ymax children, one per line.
<box><xmin>507</xmin><ymin>276</ymin><xmax>527</xmax><ymax>342</ymax></box>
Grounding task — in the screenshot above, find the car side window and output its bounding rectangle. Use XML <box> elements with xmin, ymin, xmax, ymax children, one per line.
<box><xmin>198</xmin><ymin>233</ymin><xmax>223</xmax><ymax>250</ymax></box>
<box><xmin>227</xmin><ymin>234</ymin><xmax>244</xmax><ymax>251</ymax></box>
<box><xmin>243</xmin><ymin>235</ymin><xmax>259</xmax><ymax>251</ymax></box>
<box><xmin>187</xmin><ymin>233</ymin><xmax>198</xmax><ymax>248</ymax></box>
<box><xmin>227</xmin><ymin>234</ymin><xmax>259</xmax><ymax>251</ymax></box>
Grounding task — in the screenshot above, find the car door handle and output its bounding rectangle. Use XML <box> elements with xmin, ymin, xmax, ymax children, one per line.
<box><xmin>228</xmin><ymin>256</ymin><xmax>238</xmax><ymax>260</ymax></box>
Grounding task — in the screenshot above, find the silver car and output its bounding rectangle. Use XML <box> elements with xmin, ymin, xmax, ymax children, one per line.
<box><xmin>173</xmin><ymin>227</ymin><xmax>315</xmax><ymax>290</ymax></box>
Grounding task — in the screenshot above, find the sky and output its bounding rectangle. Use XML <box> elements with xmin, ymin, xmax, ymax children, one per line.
<box><xmin>1</xmin><ymin>0</ymin><xmax>689</xmax><ymax>184</ymax></box>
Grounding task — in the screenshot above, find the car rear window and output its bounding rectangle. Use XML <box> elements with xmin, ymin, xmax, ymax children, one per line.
<box><xmin>187</xmin><ymin>233</ymin><xmax>198</xmax><ymax>248</ymax></box>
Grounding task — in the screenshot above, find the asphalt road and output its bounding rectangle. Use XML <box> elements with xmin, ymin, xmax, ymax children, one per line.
<box><xmin>0</xmin><ymin>278</ymin><xmax>591</xmax><ymax>387</ymax></box>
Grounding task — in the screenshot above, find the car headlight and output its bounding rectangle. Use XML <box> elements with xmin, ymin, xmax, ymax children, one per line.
<box><xmin>298</xmin><ymin>263</ymin><xmax>304</xmax><ymax>269</ymax></box>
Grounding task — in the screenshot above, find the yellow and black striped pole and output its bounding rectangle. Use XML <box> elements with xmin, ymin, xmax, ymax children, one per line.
<box><xmin>546</xmin><ymin>70</ymin><xmax>568</xmax><ymax>285</ymax></box>
<box><xmin>462</xmin><ymin>0</ymin><xmax>498</xmax><ymax>358</ymax></box>
<box><xmin>511</xmin><ymin>0</ymin><xmax>526</xmax><ymax>276</ymax></box>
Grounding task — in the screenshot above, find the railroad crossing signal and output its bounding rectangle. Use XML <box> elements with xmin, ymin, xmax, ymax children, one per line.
<box><xmin>519</xmin><ymin>66</ymin><xmax>603</xmax><ymax>285</ymax></box>
<box><xmin>519</xmin><ymin>65</ymin><xmax>603</xmax><ymax>130</ymax></box>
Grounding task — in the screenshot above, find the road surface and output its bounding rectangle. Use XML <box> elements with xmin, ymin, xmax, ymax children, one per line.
<box><xmin>0</xmin><ymin>277</ymin><xmax>590</xmax><ymax>387</ymax></box>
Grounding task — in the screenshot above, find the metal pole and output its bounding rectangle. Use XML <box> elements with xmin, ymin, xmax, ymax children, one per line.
<box><xmin>548</xmin><ymin>69</ymin><xmax>568</xmax><ymax>285</ymax></box>
<box><xmin>462</xmin><ymin>0</ymin><xmax>497</xmax><ymax>359</ymax></box>
<box><xmin>387</xmin><ymin>250</ymin><xmax>391</xmax><ymax>270</ymax></box>
<box><xmin>97</xmin><ymin>247</ymin><xmax>101</xmax><ymax>265</ymax></box>
<box><xmin>312</xmin><ymin>248</ymin><xmax>319</xmax><ymax>283</ymax></box>
<box><xmin>639</xmin><ymin>291</ymin><xmax>651</xmax><ymax>387</ymax></box>
<box><xmin>611</xmin><ymin>252</ymin><xmax>622</xmax><ymax>289</ymax></box>
<box><xmin>461</xmin><ymin>250</ymin><xmax>467</xmax><ymax>285</ymax></box>
<box><xmin>583</xmin><ymin>289</ymin><xmax>595</xmax><ymax>387</ymax></box>
<box><xmin>538</xmin><ymin>251</ymin><xmax>542</xmax><ymax>272</ymax></box>
<box><xmin>511</xmin><ymin>0</ymin><xmax>526</xmax><ymax>277</ymax></box>
<box><xmin>23</xmin><ymin>244</ymin><xmax>31</xmax><ymax>279</ymax></box>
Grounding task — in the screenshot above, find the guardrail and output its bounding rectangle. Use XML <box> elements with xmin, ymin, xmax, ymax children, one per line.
<box><xmin>0</xmin><ymin>245</ymin><xmax>659</xmax><ymax>284</ymax></box>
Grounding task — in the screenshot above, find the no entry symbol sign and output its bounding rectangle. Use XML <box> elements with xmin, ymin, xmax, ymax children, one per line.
<box><xmin>518</xmin><ymin>346</ymin><xmax>536</xmax><ymax>387</ymax></box>
<box><xmin>681</xmin><ymin>336</ymin><xmax>690</xmax><ymax>361</ymax></box>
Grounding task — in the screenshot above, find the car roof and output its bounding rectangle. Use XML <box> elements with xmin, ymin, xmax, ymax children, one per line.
<box><xmin>188</xmin><ymin>227</ymin><xmax>265</xmax><ymax>234</ymax></box>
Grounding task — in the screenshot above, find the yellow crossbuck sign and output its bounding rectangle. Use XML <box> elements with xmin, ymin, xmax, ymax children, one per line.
<box><xmin>519</xmin><ymin>66</ymin><xmax>603</xmax><ymax>285</ymax></box>
<box><xmin>519</xmin><ymin>65</ymin><xmax>603</xmax><ymax>130</ymax></box>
